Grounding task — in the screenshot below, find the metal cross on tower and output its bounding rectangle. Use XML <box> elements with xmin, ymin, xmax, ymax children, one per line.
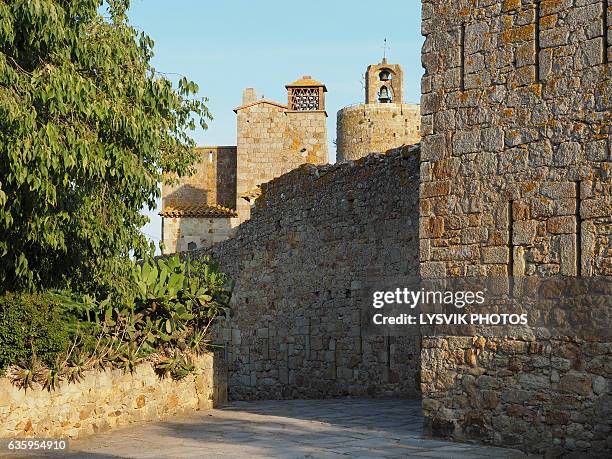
<box><xmin>382</xmin><ymin>38</ymin><xmax>390</xmax><ymax>60</ymax></box>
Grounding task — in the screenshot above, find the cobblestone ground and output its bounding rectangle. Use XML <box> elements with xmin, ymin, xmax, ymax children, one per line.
<box><xmin>56</xmin><ymin>400</ymin><xmax>531</xmax><ymax>458</ymax></box>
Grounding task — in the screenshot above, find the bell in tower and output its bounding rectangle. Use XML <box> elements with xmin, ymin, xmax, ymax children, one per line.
<box><xmin>365</xmin><ymin>57</ymin><xmax>404</xmax><ymax>104</ymax></box>
<box><xmin>378</xmin><ymin>86</ymin><xmax>392</xmax><ymax>103</ymax></box>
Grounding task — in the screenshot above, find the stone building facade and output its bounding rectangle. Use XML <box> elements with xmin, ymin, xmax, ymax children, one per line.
<box><xmin>161</xmin><ymin>78</ymin><xmax>329</xmax><ymax>254</ymax></box>
<box><xmin>161</xmin><ymin>146</ymin><xmax>238</xmax><ymax>253</ymax></box>
<box><xmin>235</xmin><ymin>78</ymin><xmax>328</xmax><ymax>223</ymax></box>
<box><xmin>419</xmin><ymin>0</ymin><xmax>611</xmax><ymax>455</ymax></box>
<box><xmin>336</xmin><ymin>60</ymin><xmax>421</xmax><ymax>162</ymax></box>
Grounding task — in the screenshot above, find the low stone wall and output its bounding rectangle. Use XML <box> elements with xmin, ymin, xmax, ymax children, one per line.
<box><xmin>202</xmin><ymin>146</ymin><xmax>422</xmax><ymax>400</ymax></box>
<box><xmin>0</xmin><ymin>354</ymin><xmax>227</xmax><ymax>439</ymax></box>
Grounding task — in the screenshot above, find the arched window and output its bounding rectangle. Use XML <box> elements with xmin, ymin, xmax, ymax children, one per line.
<box><xmin>378</xmin><ymin>85</ymin><xmax>393</xmax><ymax>103</ymax></box>
<box><xmin>379</xmin><ymin>69</ymin><xmax>392</xmax><ymax>81</ymax></box>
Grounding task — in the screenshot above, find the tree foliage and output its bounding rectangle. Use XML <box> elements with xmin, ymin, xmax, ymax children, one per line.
<box><xmin>0</xmin><ymin>0</ymin><xmax>211</xmax><ymax>293</ymax></box>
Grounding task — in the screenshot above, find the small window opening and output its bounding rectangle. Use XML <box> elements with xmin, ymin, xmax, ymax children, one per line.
<box><xmin>379</xmin><ymin>70</ymin><xmax>392</xmax><ymax>81</ymax></box>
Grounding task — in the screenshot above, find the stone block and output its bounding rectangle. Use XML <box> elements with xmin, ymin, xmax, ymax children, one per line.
<box><xmin>554</xmin><ymin>141</ymin><xmax>580</xmax><ymax>166</ymax></box>
<box><xmin>422</xmin><ymin>134</ymin><xmax>447</xmax><ymax>161</ymax></box>
<box><xmin>420</xmin><ymin>261</ymin><xmax>446</xmax><ymax>279</ymax></box>
<box><xmin>592</xmin><ymin>376</ymin><xmax>608</xmax><ymax>396</ymax></box>
<box><xmin>421</xmin><ymin>181</ymin><xmax>450</xmax><ymax>198</ymax></box>
<box><xmin>513</xmin><ymin>221</ymin><xmax>537</xmax><ymax>245</ymax></box>
<box><xmin>558</xmin><ymin>373</ymin><xmax>592</xmax><ymax>396</ymax></box>
<box><xmin>505</xmin><ymin>128</ymin><xmax>540</xmax><ymax>147</ymax></box>
<box><xmin>585</xmin><ymin>140</ymin><xmax>608</xmax><ymax>161</ymax></box>
<box><xmin>518</xmin><ymin>373</ymin><xmax>550</xmax><ymax>390</ymax></box>
<box><xmin>481</xmin><ymin>127</ymin><xmax>504</xmax><ymax>152</ymax></box>
<box><xmin>482</xmin><ymin>246</ymin><xmax>509</xmax><ymax>264</ymax></box>
<box><xmin>540</xmin><ymin>27</ymin><xmax>570</xmax><ymax>48</ymax></box>
<box><xmin>453</xmin><ymin>129</ymin><xmax>481</xmax><ymax>155</ymax></box>
<box><xmin>421</xmin><ymin>92</ymin><xmax>442</xmax><ymax>115</ymax></box>
<box><xmin>547</xmin><ymin>216</ymin><xmax>575</xmax><ymax>234</ymax></box>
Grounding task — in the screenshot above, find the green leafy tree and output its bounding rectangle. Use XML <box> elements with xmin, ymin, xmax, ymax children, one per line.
<box><xmin>0</xmin><ymin>0</ymin><xmax>211</xmax><ymax>294</ymax></box>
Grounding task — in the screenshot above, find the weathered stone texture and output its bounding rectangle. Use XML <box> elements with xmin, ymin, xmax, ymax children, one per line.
<box><xmin>420</xmin><ymin>0</ymin><xmax>611</xmax><ymax>455</ymax></box>
<box><xmin>163</xmin><ymin>216</ymin><xmax>239</xmax><ymax>253</ymax></box>
<box><xmin>163</xmin><ymin>146</ymin><xmax>237</xmax><ymax>210</ymax></box>
<box><xmin>0</xmin><ymin>355</ymin><xmax>226</xmax><ymax>439</ymax></box>
<box><xmin>161</xmin><ymin>147</ymin><xmax>238</xmax><ymax>253</ymax></box>
<box><xmin>336</xmin><ymin>104</ymin><xmax>421</xmax><ymax>162</ymax></box>
<box><xmin>422</xmin><ymin>336</ymin><xmax>612</xmax><ymax>455</ymax></box>
<box><xmin>199</xmin><ymin>147</ymin><xmax>421</xmax><ymax>400</ymax></box>
<box><xmin>236</xmin><ymin>103</ymin><xmax>328</xmax><ymax>223</ymax></box>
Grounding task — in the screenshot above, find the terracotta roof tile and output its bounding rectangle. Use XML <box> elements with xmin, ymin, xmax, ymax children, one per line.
<box><xmin>159</xmin><ymin>204</ymin><xmax>237</xmax><ymax>218</ymax></box>
<box><xmin>285</xmin><ymin>75</ymin><xmax>327</xmax><ymax>90</ymax></box>
<box><xmin>240</xmin><ymin>186</ymin><xmax>262</xmax><ymax>202</ymax></box>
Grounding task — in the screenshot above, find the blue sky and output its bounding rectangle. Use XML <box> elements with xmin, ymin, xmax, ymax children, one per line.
<box><xmin>130</xmin><ymin>0</ymin><xmax>423</xmax><ymax>247</ymax></box>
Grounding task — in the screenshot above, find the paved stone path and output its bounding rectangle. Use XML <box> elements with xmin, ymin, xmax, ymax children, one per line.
<box><xmin>60</xmin><ymin>400</ymin><xmax>528</xmax><ymax>458</ymax></box>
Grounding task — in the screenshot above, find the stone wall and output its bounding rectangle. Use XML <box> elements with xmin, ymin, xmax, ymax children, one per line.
<box><xmin>0</xmin><ymin>354</ymin><xmax>227</xmax><ymax>439</ymax></box>
<box><xmin>162</xmin><ymin>146</ymin><xmax>237</xmax><ymax>209</ymax></box>
<box><xmin>336</xmin><ymin>104</ymin><xmax>420</xmax><ymax>162</ymax></box>
<box><xmin>161</xmin><ymin>146</ymin><xmax>238</xmax><ymax>254</ymax></box>
<box><xmin>235</xmin><ymin>102</ymin><xmax>328</xmax><ymax>223</ymax></box>
<box><xmin>202</xmin><ymin>147</ymin><xmax>421</xmax><ymax>400</ymax></box>
<box><xmin>420</xmin><ymin>0</ymin><xmax>611</xmax><ymax>455</ymax></box>
<box><xmin>162</xmin><ymin>216</ymin><xmax>239</xmax><ymax>253</ymax></box>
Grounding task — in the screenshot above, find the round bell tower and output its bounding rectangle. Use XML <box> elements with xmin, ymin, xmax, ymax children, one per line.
<box><xmin>336</xmin><ymin>58</ymin><xmax>419</xmax><ymax>162</ymax></box>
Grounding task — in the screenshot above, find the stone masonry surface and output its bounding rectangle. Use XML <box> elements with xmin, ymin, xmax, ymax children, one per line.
<box><xmin>0</xmin><ymin>354</ymin><xmax>226</xmax><ymax>440</ymax></box>
<box><xmin>162</xmin><ymin>146</ymin><xmax>237</xmax><ymax>210</ymax></box>
<box><xmin>420</xmin><ymin>0</ymin><xmax>611</xmax><ymax>455</ymax></box>
<box><xmin>336</xmin><ymin>103</ymin><xmax>421</xmax><ymax>162</ymax></box>
<box><xmin>163</xmin><ymin>216</ymin><xmax>239</xmax><ymax>254</ymax></box>
<box><xmin>235</xmin><ymin>103</ymin><xmax>328</xmax><ymax>223</ymax></box>
<box><xmin>162</xmin><ymin>147</ymin><xmax>237</xmax><ymax>253</ymax></box>
<box><xmin>196</xmin><ymin>147</ymin><xmax>422</xmax><ymax>400</ymax></box>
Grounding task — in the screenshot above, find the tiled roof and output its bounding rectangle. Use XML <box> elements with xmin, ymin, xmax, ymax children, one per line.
<box><xmin>233</xmin><ymin>99</ymin><xmax>288</xmax><ymax>113</ymax></box>
<box><xmin>240</xmin><ymin>186</ymin><xmax>262</xmax><ymax>203</ymax></box>
<box><xmin>286</xmin><ymin>75</ymin><xmax>326</xmax><ymax>90</ymax></box>
<box><xmin>159</xmin><ymin>204</ymin><xmax>237</xmax><ymax>218</ymax></box>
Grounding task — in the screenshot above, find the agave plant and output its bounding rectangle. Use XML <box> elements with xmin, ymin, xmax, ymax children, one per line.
<box><xmin>114</xmin><ymin>343</ymin><xmax>145</xmax><ymax>374</ymax></box>
<box><xmin>153</xmin><ymin>351</ymin><xmax>194</xmax><ymax>381</ymax></box>
<box><xmin>3</xmin><ymin>254</ymin><xmax>234</xmax><ymax>391</ymax></box>
<box><xmin>187</xmin><ymin>329</ymin><xmax>212</xmax><ymax>355</ymax></box>
<box><xmin>37</xmin><ymin>357</ymin><xmax>64</xmax><ymax>392</ymax></box>
<box><xmin>65</xmin><ymin>350</ymin><xmax>89</xmax><ymax>384</ymax></box>
<box><xmin>6</xmin><ymin>355</ymin><xmax>45</xmax><ymax>391</ymax></box>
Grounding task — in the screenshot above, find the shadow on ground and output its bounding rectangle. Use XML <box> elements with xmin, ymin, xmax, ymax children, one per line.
<box><xmin>11</xmin><ymin>399</ymin><xmax>530</xmax><ymax>459</ymax></box>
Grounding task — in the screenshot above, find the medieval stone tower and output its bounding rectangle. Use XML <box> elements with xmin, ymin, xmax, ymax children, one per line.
<box><xmin>160</xmin><ymin>76</ymin><xmax>328</xmax><ymax>254</ymax></box>
<box><xmin>235</xmin><ymin>77</ymin><xmax>328</xmax><ymax>223</ymax></box>
<box><xmin>336</xmin><ymin>58</ymin><xmax>421</xmax><ymax>162</ymax></box>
